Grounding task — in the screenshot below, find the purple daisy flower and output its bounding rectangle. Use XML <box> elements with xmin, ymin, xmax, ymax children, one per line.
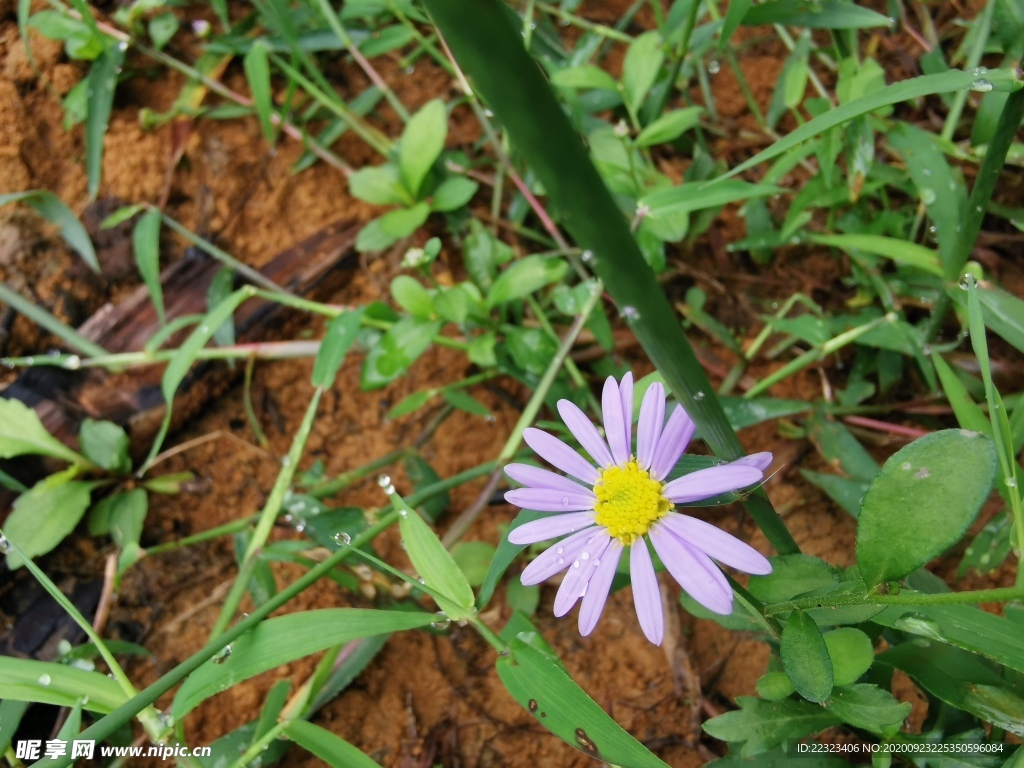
<box><xmin>504</xmin><ymin>373</ymin><xmax>773</xmax><ymax>645</ymax></box>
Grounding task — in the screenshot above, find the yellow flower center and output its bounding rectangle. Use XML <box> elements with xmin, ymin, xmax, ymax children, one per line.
<box><xmin>593</xmin><ymin>459</ymin><xmax>673</xmax><ymax>545</ymax></box>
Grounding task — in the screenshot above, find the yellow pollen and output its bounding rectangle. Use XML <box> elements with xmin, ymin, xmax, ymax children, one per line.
<box><xmin>593</xmin><ymin>459</ymin><xmax>673</xmax><ymax>545</ymax></box>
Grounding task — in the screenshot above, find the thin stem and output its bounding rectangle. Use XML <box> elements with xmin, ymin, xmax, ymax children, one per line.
<box><xmin>209</xmin><ymin>388</ymin><xmax>324</xmax><ymax>639</ymax></box>
<box><xmin>441</xmin><ymin>282</ymin><xmax>604</xmax><ymax>547</ymax></box>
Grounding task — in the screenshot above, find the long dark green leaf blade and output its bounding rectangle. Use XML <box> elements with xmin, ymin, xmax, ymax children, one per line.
<box><xmin>172</xmin><ymin>608</ymin><xmax>436</xmax><ymax>717</ymax></box>
<box><xmin>421</xmin><ymin>0</ymin><xmax>798</xmax><ymax>554</ymax></box>
<box><xmin>0</xmin><ymin>191</ymin><xmax>99</xmax><ymax>272</ymax></box>
<box><xmin>132</xmin><ymin>209</ymin><xmax>164</xmax><ymax>324</ymax></box>
<box><xmin>284</xmin><ymin>721</ymin><xmax>380</xmax><ymax>768</ymax></box>
<box><xmin>85</xmin><ymin>41</ymin><xmax>126</xmax><ymax>200</ymax></box>
<box><xmin>497</xmin><ymin>637</ymin><xmax>671</xmax><ymax>767</ymax></box>
<box><xmin>717</xmin><ymin>69</ymin><xmax>1023</xmax><ymax>182</ymax></box>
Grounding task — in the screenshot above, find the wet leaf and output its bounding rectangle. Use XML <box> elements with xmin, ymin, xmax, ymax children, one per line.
<box><xmin>497</xmin><ymin>636</ymin><xmax>671</xmax><ymax>767</ymax></box>
<box><xmin>0</xmin><ymin>656</ymin><xmax>128</xmax><ymax>714</ymax></box>
<box><xmin>172</xmin><ymin>609</ymin><xmax>436</xmax><ymax>717</ymax></box>
<box><xmin>856</xmin><ymin>430</ymin><xmax>997</xmax><ymax>587</ymax></box>
<box><xmin>781</xmin><ymin>610</ymin><xmax>834</xmax><ymax>703</ymax></box>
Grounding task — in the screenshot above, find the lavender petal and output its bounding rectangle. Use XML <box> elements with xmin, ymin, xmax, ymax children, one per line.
<box><xmin>557</xmin><ymin>400</ymin><xmax>615</xmax><ymax>468</ymax></box>
<box><xmin>553</xmin><ymin>529</ymin><xmax>611</xmax><ymax>617</ymax></box>
<box><xmin>578</xmin><ymin>540</ymin><xmax>622</xmax><ymax>636</ymax></box>
<box><xmin>619</xmin><ymin>371</ymin><xmax>634</xmax><ymax>452</ymax></box>
<box><xmin>508</xmin><ymin>511</ymin><xmax>597</xmax><ymax>545</ymax></box>
<box><xmin>636</xmin><ymin>382</ymin><xmax>666</xmax><ymax>471</ymax></box>
<box><xmin>523</xmin><ymin>428</ymin><xmax>600</xmax><ymax>484</ymax></box>
<box><xmin>663</xmin><ymin>465</ymin><xmax>763</xmax><ymax>503</ymax></box>
<box><xmin>731</xmin><ymin>452</ymin><xmax>773</xmax><ymax>472</ymax></box>
<box><xmin>630</xmin><ymin>539</ymin><xmax>664</xmax><ymax>645</ymax></box>
<box><xmin>659</xmin><ymin>512</ymin><xmax>772</xmax><ymax>575</ymax></box>
<box><xmin>649</xmin><ymin>524</ymin><xmax>734</xmax><ymax>615</ymax></box>
<box><xmin>520</xmin><ymin>526</ymin><xmax>596</xmax><ymax>585</ymax></box>
<box><xmin>649</xmin><ymin>405</ymin><xmax>696</xmax><ymax>481</ymax></box>
<box><xmin>505</xmin><ymin>463</ymin><xmax>593</xmax><ymax>494</ymax></box>
<box><xmin>602</xmin><ymin>376</ymin><xmax>630</xmax><ymax>466</ymax></box>
<box><xmin>505</xmin><ymin>487</ymin><xmax>596</xmax><ymax>513</ymax></box>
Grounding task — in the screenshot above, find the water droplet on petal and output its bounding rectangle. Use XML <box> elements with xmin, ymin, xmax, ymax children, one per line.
<box><xmin>555</xmin><ymin>546</ymin><xmax>563</xmax><ymax>554</ymax></box>
<box><xmin>561</xmin><ymin>495</ymin><xmax>570</xmax><ymax>507</ymax></box>
<box><xmin>581</xmin><ymin>551</ymin><xmax>590</xmax><ymax>561</ymax></box>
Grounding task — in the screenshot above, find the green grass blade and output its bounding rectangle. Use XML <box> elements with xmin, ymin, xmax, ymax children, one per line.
<box><xmin>421</xmin><ymin>0</ymin><xmax>798</xmax><ymax>554</ymax></box>
<box><xmin>718</xmin><ymin>68</ymin><xmax>1024</xmax><ymax>182</ymax></box>
<box><xmin>0</xmin><ymin>190</ymin><xmax>99</xmax><ymax>272</ymax></box>
<box><xmin>172</xmin><ymin>608</ymin><xmax>436</xmax><ymax>717</ymax></box>
<box><xmin>0</xmin><ymin>283</ymin><xmax>107</xmax><ymax>358</ymax></box>
<box><xmin>85</xmin><ymin>41</ymin><xmax>126</xmax><ymax>200</ymax></box>
<box><xmin>243</xmin><ymin>39</ymin><xmax>276</xmax><ymax>145</ymax></box>
<box><xmin>497</xmin><ymin>636</ymin><xmax>671</xmax><ymax>767</ymax></box>
<box><xmin>0</xmin><ymin>656</ymin><xmax>128</xmax><ymax>714</ymax></box>
<box><xmin>284</xmin><ymin>721</ymin><xmax>380</xmax><ymax>768</ymax></box>
<box><xmin>132</xmin><ymin>209</ymin><xmax>165</xmax><ymax>324</ymax></box>
<box><xmin>741</xmin><ymin>0</ymin><xmax>890</xmax><ymax>29</ymax></box>
<box><xmin>808</xmin><ymin>234</ymin><xmax>943</xmax><ymax>276</ymax></box>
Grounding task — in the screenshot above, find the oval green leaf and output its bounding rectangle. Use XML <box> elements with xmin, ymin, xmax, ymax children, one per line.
<box><xmin>487</xmin><ymin>255</ymin><xmax>568</xmax><ymax>307</ymax></box>
<box><xmin>856</xmin><ymin>429</ymin><xmax>997</xmax><ymax>587</ymax></box>
<box><xmin>823</xmin><ymin>628</ymin><xmax>874</xmax><ymax>686</ymax></box>
<box><xmin>781</xmin><ymin>610</ymin><xmax>834</xmax><ymax>703</ymax></box>
<box><xmin>312</xmin><ymin>308</ymin><xmax>364</xmax><ymax>387</ymax></box>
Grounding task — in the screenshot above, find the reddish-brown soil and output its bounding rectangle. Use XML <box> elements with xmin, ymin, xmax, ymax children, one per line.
<box><xmin>0</xmin><ymin>1</ymin><xmax>1018</xmax><ymax>767</ymax></box>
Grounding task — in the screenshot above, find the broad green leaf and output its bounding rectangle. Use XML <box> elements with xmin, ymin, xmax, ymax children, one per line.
<box><xmin>748</xmin><ymin>554</ymin><xmax>839</xmax><ymax>604</ymax></box>
<box><xmin>742</xmin><ymin>0</ymin><xmax>893</xmax><ymax>29</ymax></box>
<box><xmin>243</xmin><ymin>39</ymin><xmax>275</xmax><ymax>145</ymax></box>
<box><xmin>400</xmin><ymin>98</ymin><xmax>447</xmax><ymax>197</ymax></box>
<box><xmin>360</xmin><ymin>317</ymin><xmax>441</xmax><ymax>390</ymax></box>
<box><xmin>172</xmin><ymin>609</ymin><xmax>436</xmax><ymax>717</ymax></box>
<box><xmin>756</xmin><ymin>671</ymin><xmax>796</xmax><ymax>701</ymax></box>
<box><xmin>390</xmin><ymin>275</ymin><xmax>434</xmax><ymax>319</ymax></box>
<box><xmin>4</xmin><ymin>469</ymin><xmax>100</xmax><ymax>569</ymax></box>
<box><xmin>79</xmin><ymin>419</ymin><xmax>130</xmax><ymax>473</ymax></box>
<box><xmin>823</xmin><ymin>628</ymin><xmax>874</xmax><ymax>686</ymax></box>
<box><xmin>132</xmin><ymin>209</ymin><xmax>164</xmax><ymax>324</ymax></box>
<box><xmin>348</xmin><ymin>164</ymin><xmax>408</xmax><ymax>206</ymax></box>
<box><xmin>877</xmin><ymin>642</ymin><xmax>1024</xmax><ymax>737</ymax></box>
<box><xmin>109</xmin><ymin>488</ymin><xmax>147</xmax><ymax>572</ymax></box>
<box><xmin>442</xmin><ymin>388</ymin><xmax>491</xmax><ymax>418</ymax></box>
<box><xmin>703</xmin><ymin>696</ymin><xmax>840</xmax><ymax>756</ymax></box>
<box><xmin>432</xmin><ymin>285</ymin><xmax>472</xmax><ymax>323</ymax></box>
<box><xmin>781</xmin><ymin>610</ymin><xmax>834</xmax><ymax>703</ymax></box>
<box><xmin>856</xmin><ymin>430</ymin><xmax>997</xmax><ymax>587</ymax></box>
<box><xmin>808</xmin><ymin>234</ymin><xmax>943</xmax><ymax>276</ymax></box>
<box><xmin>0</xmin><ymin>397</ymin><xmax>87</xmax><ymax>465</ymax></box>
<box><xmin>0</xmin><ymin>191</ymin><xmax>98</xmax><ymax>271</ymax></box>
<box><xmin>311</xmin><ymin>309</ymin><xmax>364</xmax><ymax>388</ymax></box>
<box><xmin>622</xmin><ymin>31</ymin><xmax>664</xmax><ymax>114</ymax></box>
<box><xmin>148</xmin><ymin>12</ymin><xmax>178</xmax><ymax>49</ymax></box>
<box><xmin>450</xmin><ymin>540</ymin><xmax>496</xmax><ymax>586</ymax></box>
<box><xmin>487</xmin><ymin>255</ymin><xmax>568</xmax><ymax>307</ymax></box>
<box><xmin>0</xmin><ymin>656</ymin><xmax>128</xmax><ymax>713</ymax></box>
<box><xmin>497</xmin><ymin>636</ymin><xmax>671</xmax><ymax>767</ymax></box>
<box><xmin>634</xmin><ymin>106</ymin><xmax>703</xmax><ymax>147</ymax></box>
<box><xmin>800</xmin><ymin>470</ymin><xmax>868</xmax><ymax>518</ymax></box>
<box><xmin>550</xmin><ymin>64</ymin><xmax>619</xmax><ymax>91</ymax></box>
<box><xmin>720</xmin><ymin>69</ymin><xmax>1024</xmax><ymax>182</ymax></box>
<box><xmin>641</xmin><ymin>180</ymin><xmax>784</xmax><ymax>217</ymax></box>
<box><xmin>85</xmin><ymin>41</ymin><xmax>125</xmax><ymax>200</ymax></box>
<box><xmin>355</xmin><ymin>203</ymin><xmax>431</xmax><ymax>252</ymax></box>
<box><xmin>430</xmin><ymin>176</ymin><xmax>478</xmax><ymax>212</ymax></box>
<box><xmin>872</xmin><ymin>603</ymin><xmax>1024</xmax><ymax>675</ymax></box>
<box><xmin>825</xmin><ymin>684</ymin><xmax>911</xmax><ymax>734</ymax></box>
<box><xmin>391</xmin><ymin>492</ymin><xmax>474</xmax><ymax>619</ymax></box>
<box><xmin>476</xmin><ymin>509</ymin><xmax>544</xmax><ymax>609</ymax></box>
<box><xmin>284</xmin><ymin>720</ymin><xmax>380</xmax><ymax>768</ymax></box>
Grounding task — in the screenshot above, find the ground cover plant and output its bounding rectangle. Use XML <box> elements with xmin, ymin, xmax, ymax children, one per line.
<box><xmin>1</xmin><ymin>0</ymin><xmax>1024</xmax><ymax>765</ymax></box>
